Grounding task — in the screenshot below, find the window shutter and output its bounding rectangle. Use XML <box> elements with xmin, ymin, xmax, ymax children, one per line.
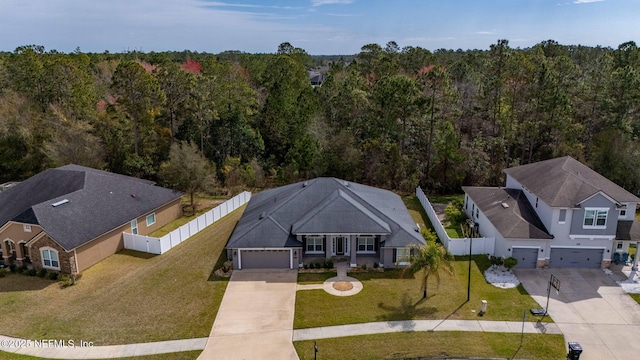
<box><xmin>393</xmin><ymin>248</ymin><xmax>397</xmax><ymax>263</ymax></box>
<box><xmin>375</xmin><ymin>236</ymin><xmax>380</xmax><ymax>252</ymax></box>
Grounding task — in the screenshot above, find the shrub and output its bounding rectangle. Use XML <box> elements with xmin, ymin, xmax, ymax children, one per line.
<box><xmin>362</xmin><ymin>263</ymin><xmax>367</xmax><ymax>270</ymax></box>
<box><xmin>37</xmin><ymin>269</ymin><xmax>47</xmax><ymax>278</ymax></box>
<box><xmin>26</xmin><ymin>269</ymin><xmax>37</xmax><ymax>276</ymax></box>
<box><xmin>60</xmin><ymin>274</ymin><xmax>81</xmax><ymax>288</ymax></box>
<box><xmin>489</xmin><ymin>256</ymin><xmax>499</xmax><ymax>267</ymax></box>
<box><xmin>451</xmin><ymin>198</ymin><xmax>464</xmax><ymax>210</ymax></box>
<box><xmin>0</xmin><ymin>268</ymin><xmax>7</xmax><ymax>278</ymax></box>
<box><xmin>17</xmin><ymin>265</ymin><xmax>28</xmax><ymax>274</ymax></box>
<box><xmin>222</xmin><ymin>260</ymin><xmax>233</xmax><ymax>273</ymax></box>
<box><xmin>373</xmin><ymin>262</ymin><xmax>379</xmax><ymax>269</ymax></box>
<box><xmin>48</xmin><ymin>272</ymin><xmax>59</xmax><ymax>280</ymax></box>
<box><xmin>503</xmin><ymin>257</ymin><xmax>518</xmax><ymax>270</ymax></box>
<box><xmin>326</xmin><ymin>260</ymin><xmax>333</xmax><ymax>269</ymax></box>
<box><xmin>496</xmin><ymin>257</ymin><xmax>504</xmax><ymax>267</ymax></box>
<box><xmin>314</xmin><ymin>262</ymin><xmax>321</xmax><ymax>269</ymax></box>
<box><xmin>9</xmin><ymin>264</ymin><xmax>16</xmax><ymax>273</ymax></box>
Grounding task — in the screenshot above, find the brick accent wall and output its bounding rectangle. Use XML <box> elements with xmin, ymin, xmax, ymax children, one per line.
<box><xmin>29</xmin><ymin>235</ymin><xmax>73</xmax><ymax>274</ymax></box>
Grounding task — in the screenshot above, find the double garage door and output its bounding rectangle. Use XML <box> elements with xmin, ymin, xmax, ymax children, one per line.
<box><xmin>549</xmin><ymin>248</ymin><xmax>603</xmax><ymax>268</ymax></box>
<box><xmin>239</xmin><ymin>249</ymin><xmax>291</xmax><ymax>269</ymax></box>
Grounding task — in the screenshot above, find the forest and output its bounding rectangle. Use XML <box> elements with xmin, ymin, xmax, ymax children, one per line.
<box><xmin>0</xmin><ymin>39</ymin><xmax>639</xmax><ymax>195</ymax></box>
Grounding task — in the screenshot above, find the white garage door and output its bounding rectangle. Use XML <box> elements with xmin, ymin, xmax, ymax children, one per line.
<box><xmin>512</xmin><ymin>248</ymin><xmax>538</xmax><ymax>269</ymax></box>
<box><xmin>240</xmin><ymin>249</ymin><xmax>291</xmax><ymax>269</ymax></box>
<box><xmin>549</xmin><ymin>248</ymin><xmax>603</xmax><ymax>268</ymax></box>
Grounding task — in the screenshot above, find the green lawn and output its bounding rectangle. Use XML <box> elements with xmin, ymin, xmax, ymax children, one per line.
<box><xmin>298</xmin><ymin>272</ymin><xmax>337</xmax><ymax>284</ymax></box>
<box><xmin>294</xmin><ymin>332</ymin><xmax>565</xmax><ymax>360</ymax></box>
<box><xmin>402</xmin><ymin>195</ymin><xmax>429</xmax><ymax>231</ymax></box>
<box><xmin>149</xmin><ymin>195</ymin><xmax>228</xmax><ymax>237</ymax></box>
<box><xmin>295</xmin><ymin>255</ymin><xmax>547</xmax><ymax>329</ymax></box>
<box><xmin>0</xmin><ymin>351</ymin><xmax>202</xmax><ymax>360</ymax></box>
<box><xmin>428</xmin><ymin>194</ymin><xmax>465</xmax><ymax>205</ymax></box>
<box><xmin>0</xmin><ymin>205</ymin><xmax>245</xmax><ymax>346</ymax></box>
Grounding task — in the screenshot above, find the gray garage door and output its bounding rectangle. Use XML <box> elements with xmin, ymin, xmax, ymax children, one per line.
<box><xmin>549</xmin><ymin>248</ymin><xmax>603</xmax><ymax>268</ymax></box>
<box><xmin>240</xmin><ymin>249</ymin><xmax>290</xmax><ymax>269</ymax></box>
<box><xmin>512</xmin><ymin>248</ymin><xmax>538</xmax><ymax>269</ymax></box>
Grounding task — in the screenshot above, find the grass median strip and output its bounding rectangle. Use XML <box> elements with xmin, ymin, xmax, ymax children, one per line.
<box><xmin>294</xmin><ymin>332</ymin><xmax>565</xmax><ymax>360</ymax></box>
<box><xmin>0</xmin><ymin>350</ymin><xmax>202</xmax><ymax>360</ymax></box>
<box><xmin>0</xmin><ymin>205</ymin><xmax>245</xmax><ymax>345</ymax></box>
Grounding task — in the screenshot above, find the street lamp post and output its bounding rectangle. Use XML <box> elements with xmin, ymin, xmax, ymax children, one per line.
<box><xmin>466</xmin><ymin>220</ymin><xmax>475</xmax><ymax>302</ymax></box>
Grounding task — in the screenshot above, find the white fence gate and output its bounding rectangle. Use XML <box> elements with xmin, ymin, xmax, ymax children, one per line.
<box><xmin>123</xmin><ymin>191</ymin><xmax>251</xmax><ymax>255</ymax></box>
<box><xmin>416</xmin><ymin>187</ymin><xmax>494</xmax><ymax>256</ymax></box>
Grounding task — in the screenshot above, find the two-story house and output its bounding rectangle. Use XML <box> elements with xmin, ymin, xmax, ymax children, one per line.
<box><xmin>462</xmin><ymin>156</ymin><xmax>640</xmax><ymax>268</ymax></box>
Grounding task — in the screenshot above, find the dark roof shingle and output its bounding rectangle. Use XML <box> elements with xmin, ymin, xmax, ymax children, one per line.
<box><xmin>227</xmin><ymin>178</ymin><xmax>424</xmax><ymax>249</ymax></box>
<box><xmin>463</xmin><ymin>186</ymin><xmax>553</xmax><ymax>240</ymax></box>
<box><xmin>0</xmin><ymin>165</ymin><xmax>182</xmax><ymax>251</ymax></box>
<box><xmin>504</xmin><ymin>156</ymin><xmax>640</xmax><ymax>207</ymax></box>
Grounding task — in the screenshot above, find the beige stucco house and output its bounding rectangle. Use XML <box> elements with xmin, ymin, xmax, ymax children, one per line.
<box><xmin>0</xmin><ymin>165</ymin><xmax>182</xmax><ymax>274</ymax></box>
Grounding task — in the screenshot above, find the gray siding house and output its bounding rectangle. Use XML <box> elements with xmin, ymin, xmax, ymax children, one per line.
<box><xmin>226</xmin><ymin>178</ymin><xmax>426</xmax><ymax>269</ymax></box>
<box><xmin>463</xmin><ymin>156</ymin><xmax>640</xmax><ymax>269</ymax></box>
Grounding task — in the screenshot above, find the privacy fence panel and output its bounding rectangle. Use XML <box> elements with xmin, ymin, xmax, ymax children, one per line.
<box><xmin>124</xmin><ymin>191</ymin><xmax>251</xmax><ymax>254</ymax></box>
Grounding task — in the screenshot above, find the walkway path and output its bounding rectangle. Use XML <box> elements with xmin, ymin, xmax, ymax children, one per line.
<box><xmin>297</xmin><ymin>261</ymin><xmax>363</xmax><ymax>296</ymax></box>
<box><xmin>293</xmin><ymin>319</ymin><xmax>561</xmax><ymax>341</ymax></box>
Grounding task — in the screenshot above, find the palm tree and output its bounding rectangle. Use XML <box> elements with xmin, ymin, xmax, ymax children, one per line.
<box><xmin>404</xmin><ymin>241</ymin><xmax>453</xmax><ymax>299</ymax></box>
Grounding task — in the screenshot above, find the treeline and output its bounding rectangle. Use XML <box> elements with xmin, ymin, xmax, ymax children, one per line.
<box><xmin>1</xmin><ymin>40</ymin><xmax>639</xmax><ymax>194</ymax></box>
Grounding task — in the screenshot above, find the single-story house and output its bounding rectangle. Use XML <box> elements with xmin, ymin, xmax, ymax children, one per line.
<box><xmin>0</xmin><ymin>165</ymin><xmax>182</xmax><ymax>274</ymax></box>
<box><xmin>226</xmin><ymin>177</ymin><xmax>426</xmax><ymax>269</ymax></box>
<box><xmin>463</xmin><ymin>156</ymin><xmax>640</xmax><ymax>269</ymax></box>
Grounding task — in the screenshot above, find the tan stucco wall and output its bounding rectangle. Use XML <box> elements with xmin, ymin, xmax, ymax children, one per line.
<box><xmin>75</xmin><ymin>226</ymin><xmax>125</xmax><ymax>273</ymax></box>
<box><xmin>1</xmin><ymin>223</ymin><xmax>44</xmax><ymax>244</ymax></box>
<box><xmin>75</xmin><ymin>198</ymin><xmax>182</xmax><ymax>272</ymax></box>
<box><xmin>133</xmin><ymin>199</ymin><xmax>183</xmax><ymax>236</ymax></box>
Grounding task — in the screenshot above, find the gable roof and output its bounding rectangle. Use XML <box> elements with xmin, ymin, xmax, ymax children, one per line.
<box><xmin>226</xmin><ymin>178</ymin><xmax>424</xmax><ymax>249</ymax></box>
<box><xmin>504</xmin><ymin>156</ymin><xmax>640</xmax><ymax>207</ymax></box>
<box><xmin>0</xmin><ymin>165</ymin><xmax>182</xmax><ymax>251</ymax></box>
<box><xmin>463</xmin><ymin>186</ymin><xmax>553</xmax><ymax>240</ymax></box>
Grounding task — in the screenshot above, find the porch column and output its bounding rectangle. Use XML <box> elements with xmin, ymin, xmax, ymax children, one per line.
<box><xmin>15</xmin><ymin>243</ymin><xmax>24</xmax><ymax>266</ymax></box>
<box><xmin>350</xmin><ymin>235</ymin><xmax>357</xmax><ymax>267</ymax></box>
<box><xmin>1</xmin><ymin>241</ymin><xmax>10</xmax><ymax>266</ymax></box>
<box><xmin>633</xmin><ymin>242</ymin><xmax>639</xmax><ymax>271</ymax></box>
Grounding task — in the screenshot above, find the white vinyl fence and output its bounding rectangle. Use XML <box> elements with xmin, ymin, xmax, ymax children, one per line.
<box><xmin>123</xmin><ymin>191</ymin><xmax>251</xmax><ymax>255</ymax></box>
<box><xmin>416</xmin><ymin>187</ymin><xmax>494</xmax><ymax>256</ymax></box>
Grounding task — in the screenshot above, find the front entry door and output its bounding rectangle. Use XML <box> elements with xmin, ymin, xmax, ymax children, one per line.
<box><xmin>336</xmin><ymin>237</ymin><xmax>345</xmax><ymax>255</ymax></box>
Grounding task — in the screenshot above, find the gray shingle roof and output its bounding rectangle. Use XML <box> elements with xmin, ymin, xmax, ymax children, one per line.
<box><xmin>463</xmin><ymin>186</ymin><xmax>553</xmax><ymax>240</ymax></box>
<box><xmin>504</xmin><ymin>156</ymin><xmax>640</xmax><ymax>207</ymax></box>
<box><xmin>0</xmin><ymin>165</ymin><xmax>182</xmax><ymax>251</ymax></box>
<box><xmin>227</xmin><ymin>178</ymin><xmax>425</xmax><ymax>249</ymax></box>
<box><xmin>616</xmin><ymin>221</ymin><xmax>640</xmax><ymax>241</ymax></box>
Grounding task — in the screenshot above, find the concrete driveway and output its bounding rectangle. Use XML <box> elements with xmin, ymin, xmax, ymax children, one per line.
<box><xmin>515</xmin><ymin>268</ymin><xmax>640</xmax><ymax>360</ymax></box>
<box><xmin>198</xmin><ymin>269</ymin><xmax>299</xmax><ymax>360</ymax></box>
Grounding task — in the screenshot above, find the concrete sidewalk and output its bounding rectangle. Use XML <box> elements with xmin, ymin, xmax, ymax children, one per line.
<box><xmin>1</xmin><ymin>319</ymin><xmax>561</xmax><ymax>359</ymax></box>
<box><xmin>0</xmin><ymin>335</ymin><xmax>207</xmax><ymax>359</ymax></box>
<box><xmin>293</xmin><ymin>319</ymin><xmax>562</xmax><ymax>341</ymax></box>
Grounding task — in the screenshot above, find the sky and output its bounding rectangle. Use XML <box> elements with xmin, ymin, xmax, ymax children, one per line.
<box><xmin>0</xmin><ymin>0</ymin><xmax>639</xmax><ymax>55</ymax></box>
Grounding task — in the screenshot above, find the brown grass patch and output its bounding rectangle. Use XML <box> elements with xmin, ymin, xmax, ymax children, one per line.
<box><xmin>0</xmin><ymin>205</ymin><xmax>245</xmax><ymax>345</ymax></box>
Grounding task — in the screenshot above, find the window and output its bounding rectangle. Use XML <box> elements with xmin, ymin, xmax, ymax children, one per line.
<box><xmin>465</xmin><ymin>196</ymin><xmax>468</xmax><ymax>210</ymax></box>
<box><xmin>535</xmin><ymin>197</ymin><xmax>539</xmax><ymax>208</ymax></box>
<box><xmin>41</xmin><ymin>248</ymin><xmax>60</xmax><ymax>269</ymax></box>
<box><xmin>305</xmin><ymin>236</ymin><xmax>323</xmax><ymax>253</ymax></box>
<box><xmin>131</xmin><ymin>220</ymin><xmax>138</xmax><ymax>235</ymax></box>
<box><xmin>558</xmin><ymin>209</ymin><xmax>567</xmax><ymax>224</ymax></box>
<box><xmin>396</xmin><ymin>248</ymin><xmax>410</xmax><ymax>265</ymax></box>
<box><xmin>23</xmin><ymin>224</ymin><xmax>31</xmax><ymax>232</ymax></box>
<box><xmin>357</xmin><ymin>236</ymin><xmax>375</xmax><ymax>253</ymax></box>
<box><xmin>620</xmin><ymin>208</ymin><xmax>627</xmax><ymax>218</ymax></box>
<box><xmin>5</xmin><ymin>240</ymin><xmax>15</xmax><ymax>253</ymax></box>
<box><xmin>475</xmin><ymin>208</ymin><xmax>479</xmax><ymax>219</ymax></box>
<box><xmin>146</xmin><ymin>213</ymin><xmax>156</xmax><ymax>227</ymax></box>
<box><xmin>583</xmin><ymin>208</ymin><xmax>608</xmax><ymax>229</ymax></box>
<box><xmin>617</xmin><ymin>242</ymin><xmax>623</xmax><ymax>249</ymax></box>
